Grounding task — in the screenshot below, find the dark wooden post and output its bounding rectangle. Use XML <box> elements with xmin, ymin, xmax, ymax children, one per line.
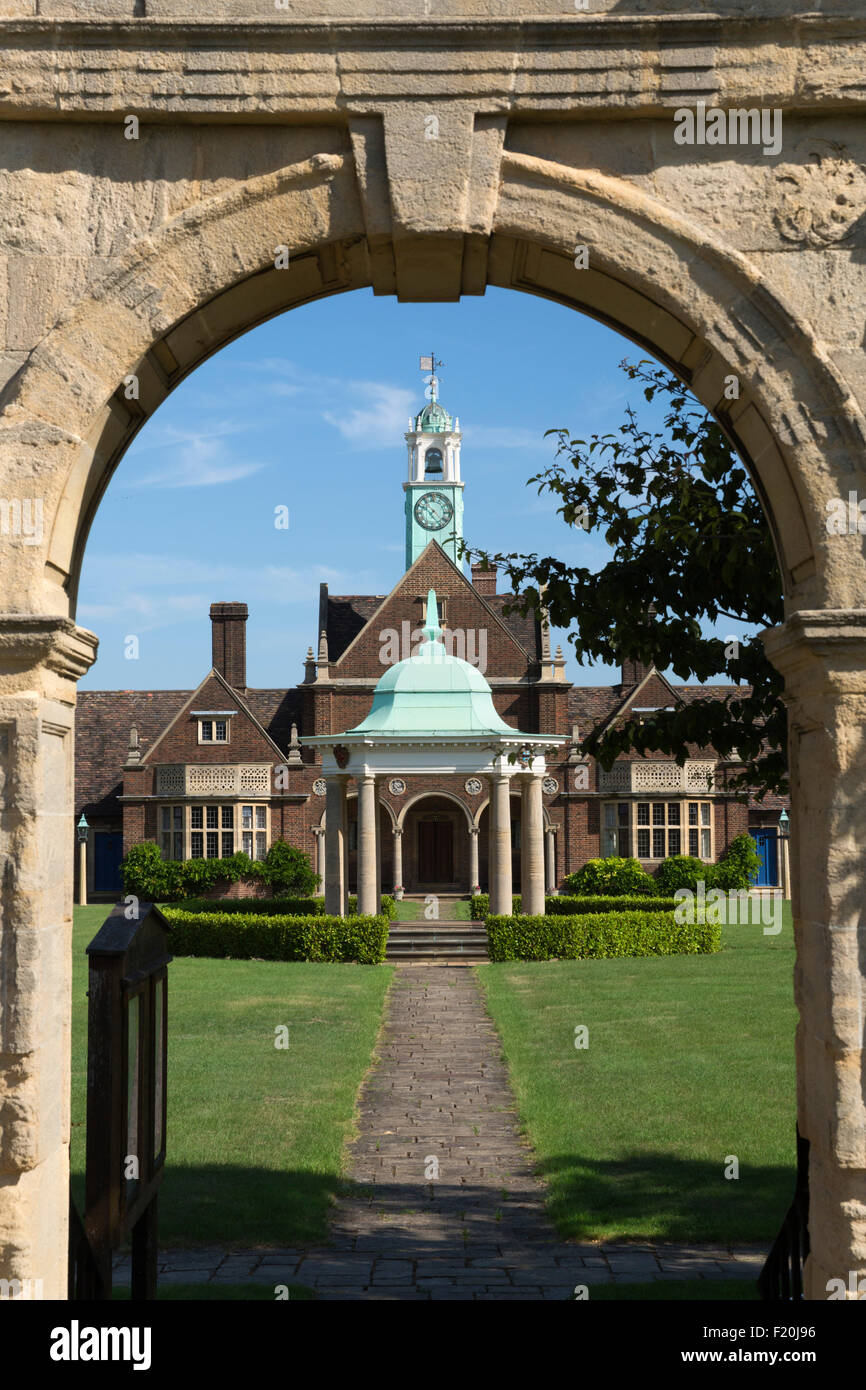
<box><xmin>70</xmin><ymin>902</ymin><xmax>172</xmax><ymax>1300</ymax></box>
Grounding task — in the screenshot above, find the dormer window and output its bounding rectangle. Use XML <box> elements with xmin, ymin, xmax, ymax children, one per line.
<box><xmin>193</xmin><ymin>710</ymin><xmax>236</xmax><ymax>744</ymax></box>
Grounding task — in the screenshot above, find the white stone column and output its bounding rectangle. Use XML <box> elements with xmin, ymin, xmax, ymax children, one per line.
<box><xmin>780</xmin><ymin>831</ymin><xmax>791</xmax><ymax>900</ymax></box>
<box><xmin>357</xmin><ymin>774</ymin><xmax>378</xmax><ymax>916</ymax></box>
<box><xmin>489</xmin><ymin>773</ymin><xmax>512</xmax><ymax>915</ymax></box>
<box><xmin>545</xmin><ymin>826</ymin><xmax>557</xmax><ymax>895</ymax></box>
<box><xmin>392</xmin><ymin>826</ymin><xmax>404</xmax><ymax>893</ymax></box>
<box><xmin>0</xmin><ymin>616</ymin><xmax>98</xmax><ymax>1302</ymax></box>
<box><xmin>312</xmin><ymin>826</ymin><xmax>325</xmax><ymax>896</ymax></box>
<box><xmin>324</xmin><ymin>776</ymin><xmax>348</xmax><ymax>917</ymax></box>
<box><xmin>764</xmin><ymin>611</ymin><xmax>866</xmax><ymax>1300</ymax></box>
<box><xmin>468</xmin><ymin>825</ymin><xmax>480</xmax><ymax>893</ymax></box>
<box><xmin>521</xmin><ymin>774</ymin><xmax>545</xmax><ymax>916</ymax></box>
<box><xmin>77</xmin><ymin>837</ymin><xmax>87</xmax><ymax>906</ymax></box>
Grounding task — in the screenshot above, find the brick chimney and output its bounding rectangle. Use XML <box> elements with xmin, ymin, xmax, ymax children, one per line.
<box><xmin>621</xmin><ymin>656</ymin><xmax>652</xmax><ymax>687</ymax></box>
<box><xmin>210</xmin><ymin>602</ymin><xmax>248</xmax><ymax>690</ymax></box>
<box><xmin>471</xmin><ymin>561</ymin><xmax>497</xmax><ymax>597</ymax></box>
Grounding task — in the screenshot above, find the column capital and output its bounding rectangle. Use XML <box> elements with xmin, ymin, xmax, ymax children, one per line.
<box><xmin>0</xmin><ymin>613</ymin><xmax>98</xmax><ymax>693</ymax></box>
<box><xmin>468</xmin><ymin>825</ymin><xmax>479</xmax><ymax>838</ymax></box>
<box><xmin>392</xmin><ymin>825</ymin><xmax>403</xmax><ymax>837</ymax></box>
<box><xmin>763</xmin><ymin>609</ymin><xmax>866</xmax><ymax>700</ymax></box>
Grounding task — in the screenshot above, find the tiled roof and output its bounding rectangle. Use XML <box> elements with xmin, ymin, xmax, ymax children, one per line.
<box><xmin>76</xmin><ymin>690</ymin><xmax>191</xmax><ymax>817</ymax></box>
<box><xmin>326</xmin><ymin>596</ymin><xmax>386</xmax><ymax>663</ymax></box>
<box><xmin>76</xmin><ymin>684</ymin><xmax>305</xmax><ymax>817</ymax></box>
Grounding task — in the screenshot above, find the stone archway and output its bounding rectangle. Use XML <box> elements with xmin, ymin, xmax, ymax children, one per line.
<box><xmin>2</xmin><ymin>13</ymin><xmax>866</xmax><ymax>1298</ymax></box>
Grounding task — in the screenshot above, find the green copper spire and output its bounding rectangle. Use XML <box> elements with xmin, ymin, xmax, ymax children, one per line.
<box><xmin>422</xmin><ymin>588</ymin><xmax>442</xmax><ymax>644</ymax></box>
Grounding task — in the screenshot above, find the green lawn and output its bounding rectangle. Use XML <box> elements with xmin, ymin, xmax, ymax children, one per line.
<box><xmin>477</xmin><ymin>905</ymin><xmax>797</xmax><ymax>1246</ymax></box>
<box><xmin>392</xmin><ymin>896</ymin><xmax>472</xmax><ymax>921</ymax></box>
<box><xmin>71</xmin><ymin>906</ymin><xmax>392</xmax><ymax>1247</ymax></box>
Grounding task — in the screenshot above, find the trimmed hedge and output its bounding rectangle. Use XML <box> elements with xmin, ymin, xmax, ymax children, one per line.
<box><xmin>161</xmin><ymin>908</ymin><xmax>389</xmax><ymax>963</ymax></box>
<box><xmin>470</xmin><ymin>893</ymin><xmax>679</xmax><ymax>919</ymax></box>
<box><xmin>485</xmin><ymin>910</ymin><xmax>721</xmax><ymax>962</ymax></box>
<box><xmin>174</xmin><ymin>894</ymin><xmax>396</xmax><ymax>920</ymax></box>
<box><xmin>123</xmin><ymin>839</ymin><xmax>319</xmax><ymax>902</ymax></box>
<box><xmin>176</xmin><ymin>897</ymin><xmax>324</xmax><ymax>917</ymax></box>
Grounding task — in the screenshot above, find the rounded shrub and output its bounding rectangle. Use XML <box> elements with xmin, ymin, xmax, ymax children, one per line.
<box><xmin>563</xmin><ymin>857</ymin><xmax>655</xmax><ymax>897</ymax></box>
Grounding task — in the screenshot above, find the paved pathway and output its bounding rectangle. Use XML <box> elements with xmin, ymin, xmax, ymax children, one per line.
<box><xmin>114</xmin><ymin>965</ymin><xmax>766</xmax><ymax>1299</ymax></box>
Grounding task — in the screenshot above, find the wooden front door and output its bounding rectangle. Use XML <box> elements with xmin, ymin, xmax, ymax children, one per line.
<box><xmin>417</xmin><ymin>820</ymin><xmax>454</xmax><ymax>884</ymax></box>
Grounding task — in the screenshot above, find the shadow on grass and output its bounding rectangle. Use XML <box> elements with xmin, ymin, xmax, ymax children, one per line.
<box><xmin>536</xmin><ymin>1151</ymin><xmax>792</xmax><ymax>1245</ymax></box>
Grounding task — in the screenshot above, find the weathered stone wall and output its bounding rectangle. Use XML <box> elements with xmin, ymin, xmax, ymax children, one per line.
<box><xmin>1</xmin><ymin>7</ymin><xmax>866</xmax><ymax>1298</ymax></box>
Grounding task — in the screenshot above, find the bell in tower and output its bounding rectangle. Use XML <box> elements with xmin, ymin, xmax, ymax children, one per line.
<box><xmin>403</xmin><ymin>354</ymin><xmax>465</xmax><ymax>571</ymax></box>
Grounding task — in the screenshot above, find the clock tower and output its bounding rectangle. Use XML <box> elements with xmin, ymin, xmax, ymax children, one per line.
<box><xmin>404</xmin><ymin>355</ymin><xmax>465</xmax><ymax>570</ymax></box>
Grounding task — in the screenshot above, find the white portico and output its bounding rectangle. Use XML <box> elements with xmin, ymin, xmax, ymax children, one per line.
<box><xmin>302</xmin><ymin>589</ymin><xmax>564</xmax><ymax>918</ymax></box>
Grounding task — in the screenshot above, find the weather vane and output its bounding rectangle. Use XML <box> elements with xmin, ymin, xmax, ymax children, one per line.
<box><xmin>419</xmin><ymin>351</ymin><xmax>445</xmax><ymax>402</ymax></box>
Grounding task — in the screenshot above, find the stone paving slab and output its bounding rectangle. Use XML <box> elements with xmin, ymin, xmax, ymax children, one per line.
<box><xmin>112</xmin><ymin>966</ymin><xmax>769</xmax><ymax>1298</ymax></box>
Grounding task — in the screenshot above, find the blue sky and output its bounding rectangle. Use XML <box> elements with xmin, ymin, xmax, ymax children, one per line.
<box><xmin>78</xmin><ymin>286</ymin><xmax>752</xmax><ymax>692</ymax></box>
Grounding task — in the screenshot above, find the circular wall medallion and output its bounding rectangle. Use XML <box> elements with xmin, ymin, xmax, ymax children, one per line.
<box><xmin>464</xmin><ymin>777</ymin><xmax>483</xmax><ymax>796</ymax></box>
<box><xmin>542</xmin><ymin>777</ymin><xmax>559</xmax><ymax>796</ymax></box>
<box><xmin>313</xmin><ymin>779</ymin><xmax>326</xmax><ymax>796</ymax></box>
<box><xmin>389</xmin><ymin>778</ymin><xmax>406</xmax><ymax>796</ymax></box>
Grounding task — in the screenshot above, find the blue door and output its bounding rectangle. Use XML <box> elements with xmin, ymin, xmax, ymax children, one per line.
<box><xmin>94</xmin><ymin>831</ymin><xmax>124</xmax><ymax>894</ymax></box>
<box><xmin>751</xmin><ymin>829</ymin><xmax>778</xmax><ymax>887</ymax></box>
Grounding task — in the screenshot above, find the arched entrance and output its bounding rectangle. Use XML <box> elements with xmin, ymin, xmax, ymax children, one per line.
<box><xmin>2</xmin><ymin>53</ymin><xmax>866</xmax><ymax>1295</ymax></box>
<box><xmin>401</xmin><ymin>794</ymin><xmax>473</xmax><ymax>894</ymax></box>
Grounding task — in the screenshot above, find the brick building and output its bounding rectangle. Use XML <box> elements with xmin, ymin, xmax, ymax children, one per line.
<box><xmin>74</xmin><ymin>374</ymin><xmax>789</xmax><ymax>900</ymax></box>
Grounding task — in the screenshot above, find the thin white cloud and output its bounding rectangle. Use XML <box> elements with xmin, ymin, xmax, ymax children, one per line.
<box><xmin>324</xmin><ymin>382</ymin><xmax>416</xmax><ymax>447</ymax></box>
<box><xmin>129</xmin><ymin>432</ymin><xmax>267</xmax><ymax>489</ymax></box>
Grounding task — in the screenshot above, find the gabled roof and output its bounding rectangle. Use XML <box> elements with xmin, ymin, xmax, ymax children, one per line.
<box><xmin>141</xmin><ymin>668</ymin><xmax>286</xmax><ymax>765</ymax></box>
<box><xmin>329</xmin><ymin>541</ymin><xmax>539</xmax><ymax>670</ymax></box>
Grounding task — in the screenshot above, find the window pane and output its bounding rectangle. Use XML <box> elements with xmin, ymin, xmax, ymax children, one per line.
<box><xmin>688</xmin><ymin>802</ymin><xmax>699</xmax><ymax>826</ymax></box>
<box><xmin>161</xmin><ymin>807</ymin><xmax>170</xmax><ymax>831</ymax></box>
<box><xmin>689</xmin><ymin>828</ymin><xmax>699</xmax><ymax>856</ymax></box>
<box><xmin>637</xmin><ymin>828</ymin><xmax>650</xmax><ymax>858</ymax></box>
<box><xmin>652</xmin><ymin>827</ymin><xmax>665</xmax><ymax>858</ymax></box>
<box><xmin>701</xmin><ymin>803</ymin><xmax>711</xmax><ymax>827</ymax></box>
<box><xmin>617</xmin><ymin>803</ymin><xmax>629</xmax><ymax>827</ymax></box>
<box><xmin>221</xmin><ymin>832</ymin><xmax>234</xmax><ymax>858</ymax></box>
<box><xmin>173</xmin><ymin>831</ymin><xmax>183</xmax><ymax>861</ymax></box>
<box><xmin>701</xmin><ymin>828</ymin><xmax>711</xmax><ymax>859</ymax></box>
<box><xmin>206</xmin><ymin>806</ymin><xmax>219</xmax><ymax>829</ymax></box>
<box><xmin>173</xmin><ymin>806</ymin><xmax>183</xmax><ymax>829</ymax></box>
<box><xmin>668</xmin><ymin>829</ymin><xmax>681</xmax><ymax>856</ymax></box>
<box><xmin>191</xmin><ymin>832</ymin><xmax>203</xmax><ymax>859</ymax></box>
<box><xmin>215</xmin><ymin>721</ymin><xmax>227</xmax><ymax>741</ymax></box>
<box><xmin>206</xmin><ymin>832</ymin><xmax>219</xmax><ymax>858</ymax></box>
<box><xmin>256</xmin><ymin>806</ymin><xmax>267</xmax><ymax>830</ymax></box>
<box><xmin>652</xmin><ymin>802</ymin><xmax>665</xmax><ymax>826</ymax></box>
<box><xmin>256</xmin><ymin>831</ymin><xmax>267</xmax><ymax>861</ymax></box>
<box><xmin>667</xmin><ymin>803</ymin><xmax>680</xmax><ymax>825</ymax></box>
<box><xmin>161</xmin><ymin>833</ymin><xmax>171</xmax><ymax>860</ymax></box>
<box><xmin>242</xmin><ymin>805</ymin><xmax>253</xmax><ymax>829</ymax></box>
<box><xmin>603</xmin><ymin>829</ymin><xmax>617</xmax><ymax>857</ymax></box>
<box><xmin>604</xmin><ymin>804</ymin><xmax>616</xmax><ymax>828</ymax></box>
<box><xmin>242</xmin><ymin>831</ymin><xmax>253</xmax><ymax>857</ymax></box>
<box><xmin>222</xmin><ymin>806</ymin><xmax>233</xmax><ymax>829</ymax></box>
<box><xmin>201</xmin><ymin>720</ymin><xmax>212</xmax><ymax>741</ymax></box>
<box><xmin>637</xmin><ymin>803</ymin><xmax>649</xmax><ymax>826</ymax></box>
<box><xmin>191</xmin><ymin>806</ymin><xmax>203</xmax><ymax>829</ymax></box>
<box><xmin>617</xmin><ymin>829</ymin><xmax>630</xmax><ymax>856</ymax></box>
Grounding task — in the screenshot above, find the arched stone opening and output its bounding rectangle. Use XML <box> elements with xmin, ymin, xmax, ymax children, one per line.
<box><xmin>2</xmin><ymin>144</ymin><xmax>865</xmax><ymax>1299</ymax></box>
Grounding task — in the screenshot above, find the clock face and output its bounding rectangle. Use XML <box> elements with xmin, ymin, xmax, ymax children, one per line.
<box><xmin>414</xmin><ymin>491</ymin><xmax>454</xmax><ymax>531</ymax></box>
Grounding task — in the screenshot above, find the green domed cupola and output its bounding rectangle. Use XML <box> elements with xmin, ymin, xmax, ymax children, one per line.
<box><xmin>349</xmin><ymin>590</ymin><xmax>514</xmax><ymax>737</ymax></box>
<box><xmin>404</xmin><ymin>354</ymin><xmax>465</xmax><ymax>570</ymax></box>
